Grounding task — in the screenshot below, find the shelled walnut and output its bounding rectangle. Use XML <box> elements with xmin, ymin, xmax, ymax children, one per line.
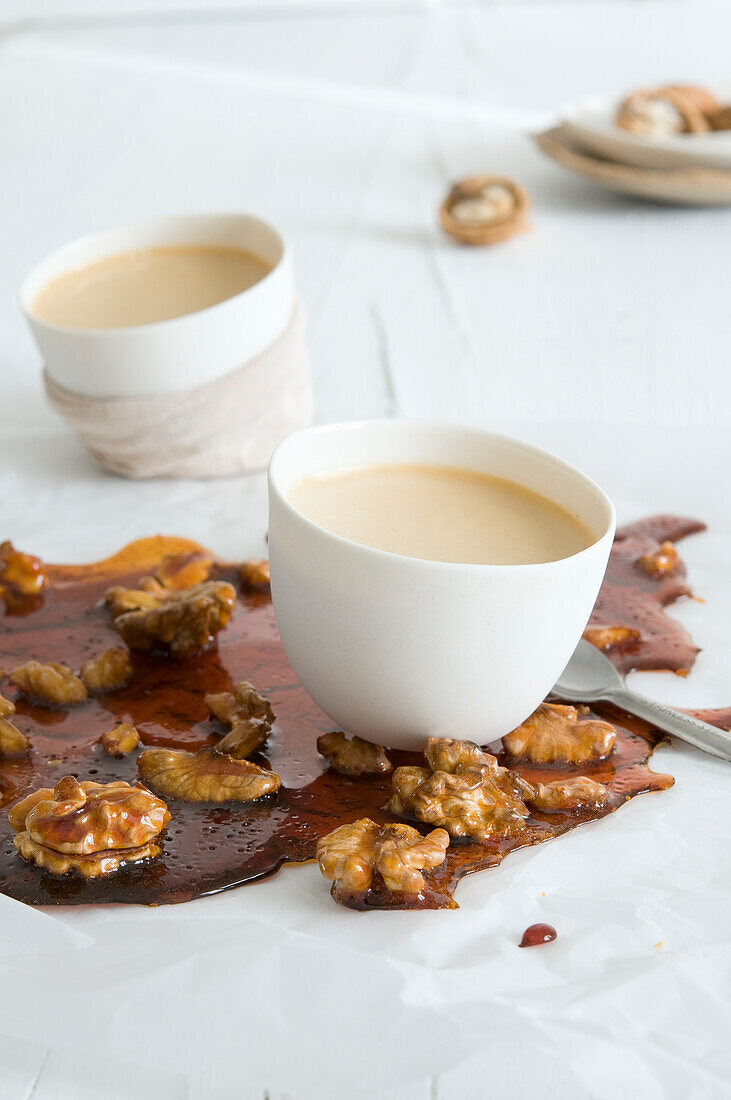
<box><xmin>205</xmin><ymin>680</ymin><xmax>274</xmax><ymax>759</ymax></box>
<box><xmin>100</xmin><ymin>722</ymin><xmax>140</xmax><ymax>757</ymax></box>
<box><xmin>153</xmin><ymin>552</ymin><xmax>213</xmax><ymax>590</ymax></box>
<box><xmin>710</xmin><ymin>106</ymin><xmax>731</xmax><ymax>131</ymax></box>
<box><xmin>10</xmin><ymin>661</ymin><xmax>87</xmax><ymax>706</ymax></box>
<box><xmin>439</xmin><ymin>175</ymin><xmax>529</xmax><ymax>246</ymax></box>
<box><xmin>0</xmin><ymin>541</ymin><xmax>46</xmax><ymax>609</ymax></box>
<box><xmin>387</xmin><ymin>737</ymin><xmax>531</xmax><ymax>842</ymax></box>
<box><xmin>137</xmin><ymin>746</ymin><xmax>281</xmax><ymax>803</ymax></box>
<box><xmin>240</xmin><ymin>559</ymin><xmax>270</xmax><ymax>589</ymax></box>
<box><xmin>528</xmin><ymin>777</ymin><xmax>608</xmax><ymax>813</ymax></box>
<box><xmin>10</xmin><ymin>776</ymin><xmax>170</xmax><ymax>878</ymax></box>
<box><xmin>316</xmin><ymin>818</ymin><xmax>449</xmax><ymax>905</ymax></box>
<box><xmin>503</xmin><ymin>703</ymin><xmax>616</xmax><ymax>765</ymax></box>
<box><xmin>105</xmin><ymin>578</ymin><xmax>236</xmax><ymax>657</ymax></box>
<box><xmin>317</xmin><ymin>732</ymin><xmax>392</xmax><ymax>777</ymax></box>
<box><xmin>615</xmin><ymin>87</ymin><xmax>709</xmax><ymax>135</ymax></box>
<box><xmin>0</xmin><ymin>706</ymin><xmax>30</xmax><ymax>756</ymax></box>
<box><xmin>636</xmin><ymin>541</ymin><xmax>680</xmax><ymax>578</ymax></box>
<box><xmin>81</xmin><ymin>646</ymin><xmax>133</xmax><ymax>693</ymax></box>
<box><xmin>583</xmin><ymin>624</ymin><xmax>641</xmax><ymax>652</ymax></box>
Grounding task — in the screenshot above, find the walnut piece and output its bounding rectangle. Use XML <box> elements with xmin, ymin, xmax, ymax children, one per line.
<box><xmin>0</xmin><ymin>541</ymin><xmax>46</xmax><ymax>604</ymax></box>
<box><xmin>710</xmin><ymin>105</ymin><xmax>731</xmax><ymax>131</ymax></box>
<box><xmin>0</xmin><ymin>717</ymin><xmax>29</xmax><ymax>756</ymax></box>
<box><xmin>440</xmin><ymin>175</ymin><xmax>529</xmax><ymax>246</ymax></box>
<box><xmin>81</xmin><ymin>646</ymin><xmax>133</xmax><ymax>693</ymax></box>
<box><xmin>0</xmin><ymin>693</ymin><xmax>16</xmax><ymax>719</ymax></box>
<box><xmin>137</xmin><ymin>746</ymin><xmax>280</xmax><ymax>803</ymax></box>
<box><xmin>637</xmin><ymin>541</ymin><xmax>681</xmax><ymax>578</ymax></box>
<box><xmin>205</xmin><ymin>680</ymin><xmax>274</xmax><ymax>758</ymax></box>
<box><xmin>100</xmin><ymin>722</ymin><xmax>140</xmax><ymax>757</ymax></box>
<box><xmin>387</xmin><ymin>737</ymin><xmax>531</xmax><ymax>842</ymax></box>
<box><xmin>106</xmin><ymin>579</ymin><xmax>236</xmax><ymax>657</ymax></box>
<box><xmin>154</xmin><ymin>552</ymin><xmax>213</xmax><ymax>590</ymax></box>
<box><xmin>616</xmin><ymin>88</ymin><xmax>709</xmax><ymax>135</ymax></box>
<box><xmin>240</xmin><ymin>559</ymin><xmax>270</xmax><ymax>589</ymax></box>
<box><xmin>583</xmin><ymin>624</ymin><xmax>641</xmax><ymax>652</ymax></box>
<box><xmin>316</xmin><ymin>818</ymin><xmax>449</xmax><ymax>902</ymax></box>
<box><xmin>10</xmin><ymin>776</ymin><xmax>170</xmax><ymax>878</ymax></box>
<box><xmin>205</xmin><ymin>681</ymin><xmax>274</xmax><ymax>727</ymax></box>
<box><xmin>317</xmin><ymin>732</ymin><xmax>392</xmax><ymax>777</ymax></box>
<box><xmin>503</xmin><ymin>703</ymin><xmax>616</xmax><ymax>765</ymax></box>
<box><xmin>660</xmin><ymin>84</ymin><xmax>720</xmax><ymax>117</ymax></box>
<box><xmin>528</xmin><ymin>777</ymin><xmax>608</xmax><ymax>813</ymax></box>
<box><xmin>10</xmin><ymin>661</ymin><xmax>87</xmax><ymax>706</ymax></box>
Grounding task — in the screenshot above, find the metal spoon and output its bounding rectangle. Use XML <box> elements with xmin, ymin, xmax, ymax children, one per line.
<box><xmin>553</xmin><ymin>639</ymin><xmax>731</xmax><ymax>763</ymax></box>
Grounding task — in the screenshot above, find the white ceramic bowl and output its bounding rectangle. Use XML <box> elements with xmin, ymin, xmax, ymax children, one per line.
<box><xmin>562</xmin><ymin>92</ymin><xmax>731</xmax><ymax>172</ymax></box>
<box><xmin>20</xmin><ymin>213</ymin><xmax>295</xmax><ymax>398</ymax></box>
<box><xmin>268</xmin><ymin>420</ymin><xmax>615</xmax><ymax>751</ymax></box>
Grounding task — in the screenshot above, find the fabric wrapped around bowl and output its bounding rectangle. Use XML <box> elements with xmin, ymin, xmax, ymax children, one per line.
<box><xmin>43</xmin><ymin>297</ymin><xmax>312</xmax><ymax>479</ymax></box>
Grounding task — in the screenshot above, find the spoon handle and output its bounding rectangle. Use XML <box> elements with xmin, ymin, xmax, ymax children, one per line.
<box><xmin>607</xmin><ymin>688</ymin><xmax>731</xmax><ymax>763</ymax></box>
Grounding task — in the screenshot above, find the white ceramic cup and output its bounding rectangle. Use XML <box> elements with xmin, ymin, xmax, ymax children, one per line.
<box><xmin>20</xmin><ymin>213</ymin><xmax>295</xmax><ymax>398</ymax></box>
<box><xmin>268</xmin><ymin>420</ymin><xmax>616</xmax><ymax>751</ymax></box>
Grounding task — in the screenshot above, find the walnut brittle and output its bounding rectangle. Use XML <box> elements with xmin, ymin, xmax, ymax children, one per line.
<box><xmin>316</xmin><ymin>818</ymin><xmax>449</xmax><ymax>907</ymax></box>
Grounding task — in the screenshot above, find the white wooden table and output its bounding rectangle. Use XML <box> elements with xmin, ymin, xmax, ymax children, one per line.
<box><xmin>1</xmin><ymin>4</ymin><xmax>730</xmax><ymax>1097</ymax></box>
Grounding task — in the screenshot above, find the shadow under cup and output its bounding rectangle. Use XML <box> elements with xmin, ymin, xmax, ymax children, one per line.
<box><xmin>268</xmin><ymin>420</ymin><xmax>615</xmax><ymax>752</ymax></box>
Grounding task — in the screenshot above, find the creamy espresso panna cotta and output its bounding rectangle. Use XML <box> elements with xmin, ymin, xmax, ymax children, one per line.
<box><xmin>287</xmin><ymin>463</ymin><xmax>593</xmax><ymax>565</ymax></box>
<box><xmin>31</xmin><ymin>244</ymin><xmax>272</xmax><ymax>330</ymax></box>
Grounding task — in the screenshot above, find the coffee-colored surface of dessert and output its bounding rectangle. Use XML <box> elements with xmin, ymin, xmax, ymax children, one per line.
<box><xmin>32</xmin><ymin>245</ymin><xmax>272</xmax><ymax>329</ymax></box>
<box><xmin>288</xmin><ymin>463</ymin><xmax>593</xmax><ymax>565</ymax></box>
<box><xmin>0</xmin><ymin>517</ymin><xmax>722</xmax><ymax>909</ymax></box>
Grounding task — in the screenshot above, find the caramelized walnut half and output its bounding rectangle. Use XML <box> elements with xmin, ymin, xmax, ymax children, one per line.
<box><xmin>205</xmin><ymin>680</ymin><xmax>274</xmax><ymax>758</ymax></box>
<box><xmin>317</xmin><ymin>732</ymin><xmax>392</xmax><ymax>777</ymax></box>
<box><xmin>240</xmin><ymin>559</ymin><xmax>270</xmax><ymax>589</ymax></box>
<box><xmin>205</xmin><ymin>681</ymin><xmax>274</xmax><ymax>728</ymax></box>
<box><xmin>316</xmin><ymin>818</ymin><xmax>449</xmax><ymax>904</ymax></box>
<box><xmin>440</xmin><ymin>175</ymin><xmax>529</xmax><ymax>246</ymax></box>
<box><xmin>503</xmin><ymin>703</ymin><xmax>616</xmax><ymax>765</ymax></box>
<box><xmin>100</xmin><ymin>722</ymin><xmax>140</xmax><ymax>757</ymax></box>
<box><xmin>0</xmin><ymin>541</ymin><xmax>46</xmax><ymax>609</ymax></box>
<box><xmin>387</xmin><ymin>738</ymin><xmax>531</xmax><ymax>842</ymax></box>
<box><xmin>10</xmin><ymin>661</ymin><xmax>87</xmax><ymax>706</ymax></box>
<box><xmin>529</xmin><ymin>777</ymin><xmax>608</xmax><ymax>813</ymax></box>
<box><xmin>637</xmin><ymin>541</ymin><xmax>680</xmax><ymax>579</ymax></box>
<box><xmin>616</xmin><ymin>88</ymin><xmax>709</xmax><ymax>135</ymax></box>
<box><xmin>137</xmin><ymin>746</ymin><xmax>280</xmax><ymax>803</ymax></box>
<box><xmin>106</xmin><ymin>579</ymin><xmax>236</xmax><ymax>657</ymax></box>
<box><xmin>0</xmin><ymin>693</ymin><xmax>16</xmax><ymax>719</ymax></box>
<box><xmin>10</xmin><ymin>776</ymin><xmax>170</xmax><ymax>878</ymax></box>
<box><xmin>81</xmin><ymin>646</ymin><xmax>133</xmax><ymax>694</ymax></box>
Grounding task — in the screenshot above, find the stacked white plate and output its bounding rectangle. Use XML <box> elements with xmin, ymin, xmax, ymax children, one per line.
<box><xmin>535</xmin><ymin>90</ymin><xmax>731</xmax><ymax>205</ymax></box>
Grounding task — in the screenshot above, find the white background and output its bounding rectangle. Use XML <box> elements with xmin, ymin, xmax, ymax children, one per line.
<box><xmin>1</xmin><ymin>3</ymin><xmax>730</xmax><ymax>1098</ymax></box>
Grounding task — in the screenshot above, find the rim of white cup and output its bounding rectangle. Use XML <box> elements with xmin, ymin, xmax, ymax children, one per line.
<box><xmin>20</xmin><ymin>211</ymin><xmax>289</xmax><ymax>336</ymax></box>
<box><xmin>269</xmin><ymin>419</ymin><xmax>616</xmax><ymax>572</ymax></box>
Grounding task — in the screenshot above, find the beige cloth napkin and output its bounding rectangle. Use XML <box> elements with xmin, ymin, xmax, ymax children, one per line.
<box><xmin>44</xmin><ymin>298</ymin><xmax>312</xmax><ymax>479</ymax></box>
